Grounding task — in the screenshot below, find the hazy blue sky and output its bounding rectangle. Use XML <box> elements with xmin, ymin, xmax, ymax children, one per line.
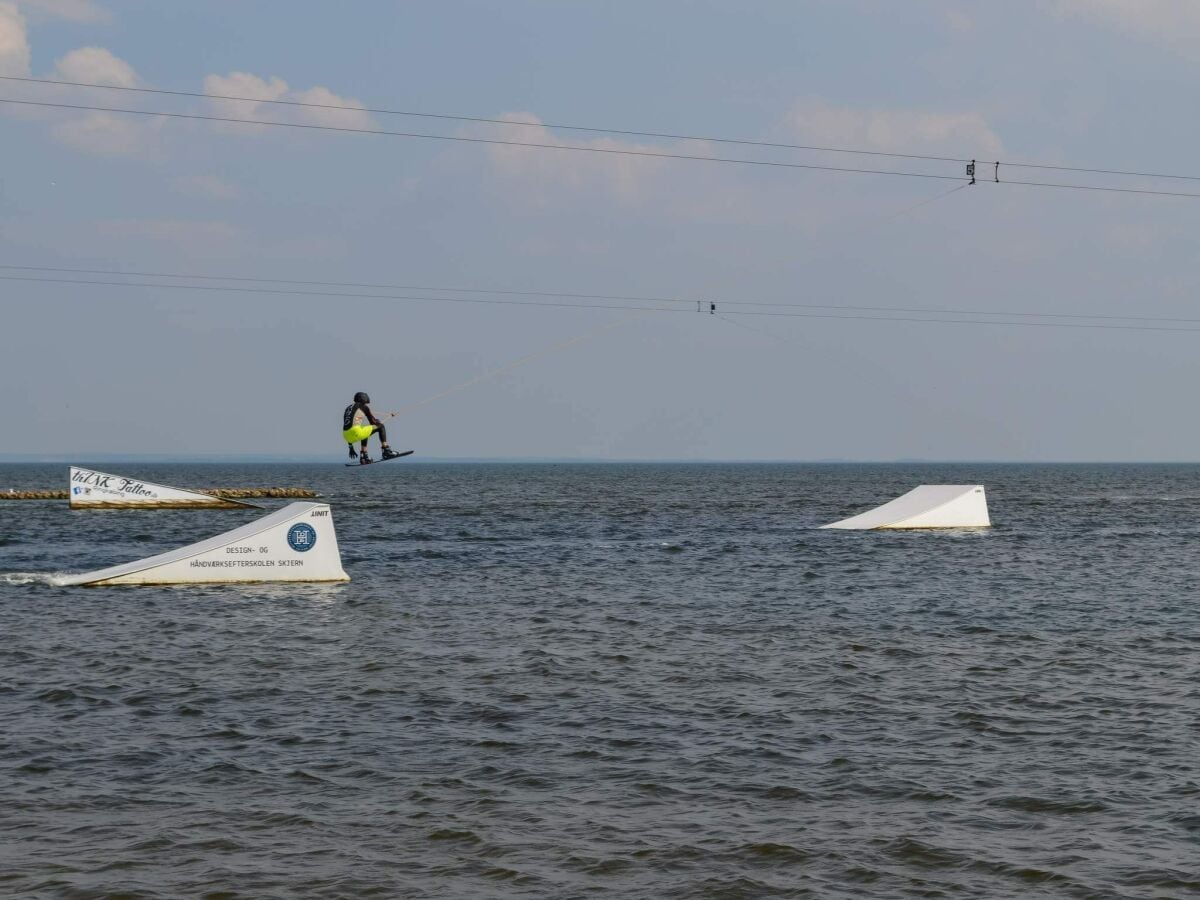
<box><xmin>3</xmin><ymin>0</ymin><xmax>1200</xmax><ymax>460</ymax></box>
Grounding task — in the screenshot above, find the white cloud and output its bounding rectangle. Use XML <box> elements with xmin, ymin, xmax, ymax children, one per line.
<box><xmin>480</xmin><ymin>112</ymin><xmax>676</xmax><ymax>208</ymax></box>
<box><xmin>0</xmin><ymin>2</ymin><xmax>31</xmax><ymax>76</ymax></box>
<box><xmin>288</xmin><ymin>84</ymin><xmax>372</xmax><ymax>129</ymax></box>
<box><xmin>54</xmin><ymin>43</ymin><xmax>133</xmax><ymax>85</ymax></box>
<box><xmin>203</xmin><ymin>71</ymin><xmax>373</xmax><ymax>133</ymax></box>
<box><xmin>17</xmin><ymin>0</ymin><xmax>109</xmax><ymax>24</ymax></box>
<box><xmin>4</xmin><ymin>4</ymin><xmax>372</xmax><ymax>156</ymax></box>
<box><xmin>52</xmin><ymin>104</ymin><xmax>161</xmax><ymax>154</ymax></box>
<box><xmin>780</xmin><ymin>97</ymin><xmax>1003</xmax><ymax>158</ymax></box>
<box><xmin>50</xmin><ymin>45</ymin><xmax>158</xmax><ymax>155</ymax></box>
<box><xmin>203</xmin><ymin>71</ymin><xmax>287</xmax><ymax>121</ymax></box>
<box><xmin>469</xmin><ymin>105</ymin><xmax>974</xmax><ymax>228</ymax></box>
<box><xmin>1045</xmin><ymin>0</ymin><xmax>1200</xmax><ymax>49</ymax></box>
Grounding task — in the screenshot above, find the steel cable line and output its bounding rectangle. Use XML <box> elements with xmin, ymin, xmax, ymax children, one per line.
<box><xmin>0</xmin><ymin>73</ymin><xmax>973</xmax><ymax>165</ymax></box>
<box><xmin>6</xmin><ymin>74</ymin><xmax>1200</xmax><ymax>186</ymax></box>
<box><xmin>0</xmin><ymin>97</ymin><xmax>968</xmax><ymax>183</ymax></box>
<box><xmin>6</xmin><ymin>96</ymin><xmax>1199</xmax><ymax>198</ymax></box>
<box><xmin>996</xmin><ymin>160</ymin><xmax>1200</xmax><ymax>182</ymax></box>
<box><xmin>5</xmin><ymin>264</ymin><xmax>1200</xmax><ymax>325</ymax></box>
<box><xmin>988</xmin><ymin>178</ymin><xmax>1200</xmax><ymax>198</ymax></box>
<box><xmin>7</xmin><ymin>273</ymin><xmax>1200</xmax><ymax>333</ymax></box>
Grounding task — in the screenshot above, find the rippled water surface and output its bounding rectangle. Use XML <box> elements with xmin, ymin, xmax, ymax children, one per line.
<box><xmin>1</xmin><ymin>462</ymin><xmax>1198</xmax><ymax>898</ymax></box>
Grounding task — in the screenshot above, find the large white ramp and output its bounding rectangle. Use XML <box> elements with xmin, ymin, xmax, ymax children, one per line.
<box><xmin>60</xmin><ymin>502</ymin><xmax>350</xmax><ymax>586</ymax></box>
<box><xmin>69</xmin><ymin>466</ymin><xmax>260</xmax><ymax>509</ymax></box>
<box><xmin>821</xmin><ymin>485</ymin><xmax>990</xmax><ymax>530</ymax></box>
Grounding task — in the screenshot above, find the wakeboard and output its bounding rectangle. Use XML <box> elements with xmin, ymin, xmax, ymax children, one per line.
<box><xmin>345</xmin><ymin>450</ymin><xmax>414</xmax><ymax>467</ymax></box>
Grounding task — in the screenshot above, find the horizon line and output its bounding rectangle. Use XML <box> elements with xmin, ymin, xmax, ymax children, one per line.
<box><xmin>4</xmin><ymin>455</ymin><xmax>1200</xmax><ymax>466</ymax></box>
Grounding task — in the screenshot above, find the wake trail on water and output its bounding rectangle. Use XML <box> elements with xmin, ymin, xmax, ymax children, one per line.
<box><xmin>0</xmin><ymin>572</ymin><xmax>73</xmax><ymax>587</ymax></box>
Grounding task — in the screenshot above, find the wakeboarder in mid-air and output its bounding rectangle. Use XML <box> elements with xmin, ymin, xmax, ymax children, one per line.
<box><xmin>342</xmin><ymin>392</ymin><xmax>407</xmax><ymax>465</ymax></box>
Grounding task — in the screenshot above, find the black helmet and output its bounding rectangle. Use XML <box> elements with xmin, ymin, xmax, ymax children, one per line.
<box><xmin>354</xmin><ymin>391</ymin><xmax>370</xmax><ymax>404</ymax></box>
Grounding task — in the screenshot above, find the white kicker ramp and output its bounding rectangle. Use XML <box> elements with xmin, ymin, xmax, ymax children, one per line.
<box><xmin>69</xmin><ymin>466</ymin><xmax>260</xmax><ymax>509</ymax></box>
<box><xmin>60</xmin><ymin>501</ymin><xmax>350</xmax><ymax>586</ymax></box>
<box><xmin>821</xmin><ymin>485</ymin><xmax>990</xmax><ymax>530</ymax></box>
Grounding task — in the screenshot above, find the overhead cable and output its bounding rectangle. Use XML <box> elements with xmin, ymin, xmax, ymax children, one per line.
<box><xmin>5</xmin><ymin>73</ymin><xmax>1200</xmax><ymax>187</ymax></box>
<box><xmin>3</xmin><ymin>263</ymin><xmax>1198</xmax><ymax>325</ymax></box>
<box><xmin>5</xmin><ymin>95</ymin><xmax>1199</xmax><ymax>198</ymax></box>
<box><xmin>6</xmin><ymin>272</ymin><xmax>1200</xmax><ymax>334</ymax></box>
<box><xmin>0</xmin><ymin>74</ymin><xmax>969</xmax><ymax>165</ymax></box>
<box><xmin>0</xmin><ymin>97</ymin><xmax>967</xmax><ymax>183</ymax></box>
<box><xmin>0</xmin><ymin>74</ymin><xmax>973</xmax><ymax>164</ymax></box>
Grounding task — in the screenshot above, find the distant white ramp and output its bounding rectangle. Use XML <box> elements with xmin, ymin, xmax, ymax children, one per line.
<box><xmin>69</xmin><ymin>466</ymin><xmax>260</xmax><ymax>509</ymax></box>
<box><xmin>60</xmin><ymin>501</ymin><xmax>350</xmax><ymax>586</ymax></box>
<box><xmin>821</xmin><ymin>485</ymin><xmax>990</xmax><ymax>530</ymax></box>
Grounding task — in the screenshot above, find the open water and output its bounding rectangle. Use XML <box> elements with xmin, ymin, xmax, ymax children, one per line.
<box><xmin>1</xmin><ymin>462</ymin><xmax>1198</xmax><ymax>898</ymax></box>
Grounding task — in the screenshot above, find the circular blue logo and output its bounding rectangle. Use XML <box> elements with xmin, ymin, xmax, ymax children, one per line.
<box><xmin>287</xmin><ymin>523</ymin><xmax>317</xmax><ymax>552</ymax></box>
